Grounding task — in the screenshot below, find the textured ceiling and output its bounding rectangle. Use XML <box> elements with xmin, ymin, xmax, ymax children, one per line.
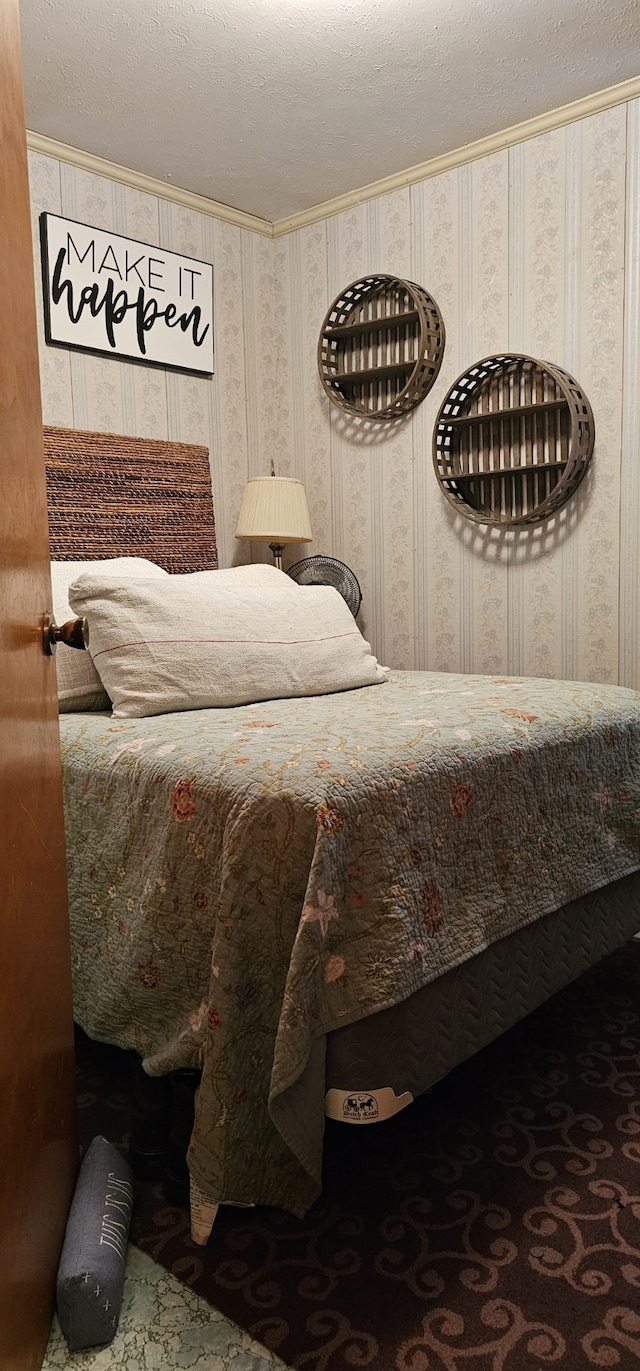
<box><xmin>19</xmin><ymin>0</ymin><xmax>640</xmax><ymax>222</ymax></box>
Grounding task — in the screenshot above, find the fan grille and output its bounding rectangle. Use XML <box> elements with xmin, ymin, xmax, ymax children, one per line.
<box><xmin>287</xmin><ymin>555</ymin><xmax>362</xmax><ymax>618</ymax></box>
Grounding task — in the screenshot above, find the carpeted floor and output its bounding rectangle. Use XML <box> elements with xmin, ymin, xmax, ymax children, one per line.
<box><xmin>76</xmin><ymin>940</ymin><xmax>640</xmax><ymax>1371</ymax></box>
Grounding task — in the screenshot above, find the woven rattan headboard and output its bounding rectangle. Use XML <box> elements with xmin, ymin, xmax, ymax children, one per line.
<box><xmin>43</xmin><ymin>426</ymin><xmax>218</xmax><ymax>573</ymax></box>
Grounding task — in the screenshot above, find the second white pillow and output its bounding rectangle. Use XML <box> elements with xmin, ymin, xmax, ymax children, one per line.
<box><xmin>51</xmin><ymin>556</ymin><xmax>169</xmax><ymax>711</ymax></box>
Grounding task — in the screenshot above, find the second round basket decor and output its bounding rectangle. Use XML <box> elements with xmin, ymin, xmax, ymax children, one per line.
<box><xmin>318</xmin><ymin>275</ymin><xmax>445</xmax><ymax>421</ymax></box>
<box><xmin>432</xmin><ymin>353</ymin><xmax>594</xmax><ymax>526</ymax></box>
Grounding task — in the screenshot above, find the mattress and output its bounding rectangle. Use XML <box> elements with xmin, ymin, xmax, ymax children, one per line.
<box><xmin>59</xmin><ymin>668</ymin><xmax>640</xmax><ymax>1216</ymax></box>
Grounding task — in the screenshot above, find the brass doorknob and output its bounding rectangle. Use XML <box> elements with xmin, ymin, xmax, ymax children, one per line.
<box><xmin>43</xmin><ymin>613</ymin><xmax>90</xmax><ymax>655</ymax></box>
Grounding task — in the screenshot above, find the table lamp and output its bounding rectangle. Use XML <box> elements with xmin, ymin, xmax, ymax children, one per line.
<box><xmin>235</xmin><ymin>472</ymin><xmax>312</xmax><ymax>569</ymax></box>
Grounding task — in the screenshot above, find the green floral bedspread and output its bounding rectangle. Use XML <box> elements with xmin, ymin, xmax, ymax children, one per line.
<box><xmin>60</xmin><ymin>670</ymin><xmax>640</xmax><ymax>1213</ymax></box>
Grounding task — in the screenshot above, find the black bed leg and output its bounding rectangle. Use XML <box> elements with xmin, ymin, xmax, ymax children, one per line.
<box><xmin>163</xmin><ymin>1069</ymin><xmax>201</xmax><ymax>1207</ymax></box>
<box><xmin>128</xmin><ymin>1060</ymin><xmax>173</xmax><ymax>1181</ymax></box>
<box><xmin>127</xmin><ymin>1060</ymin><xmax>201</xmax><ymax>1207</ymax></box>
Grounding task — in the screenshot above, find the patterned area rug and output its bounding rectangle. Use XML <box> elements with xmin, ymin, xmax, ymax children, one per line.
<box><xmin>44</xmin><ymin>1244</ymin><xmax>288</xmax><ymax>1369</ymax></box>
<box><xmin>75</xmin><ymin>940</ymin><xmax>640</xmax><ymax>1371</ymax></box>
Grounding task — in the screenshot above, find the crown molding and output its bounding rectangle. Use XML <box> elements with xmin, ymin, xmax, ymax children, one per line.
<box><xmin>25</xmin><ymin>130</ymin><xmax>274</xmax><ymax>237</ymax></box>
<box><xmin>271</xmin><ymin>74</ymin><xmax>640</xmax><ymax>236</ymax></box>
<box><xmin>27</xmin><ymin>74</ymin><xmax>640</xmax><ymax>241</ymax></box>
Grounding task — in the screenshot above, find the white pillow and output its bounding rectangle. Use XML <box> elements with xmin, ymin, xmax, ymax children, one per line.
<box><xmin>187</xmin><ymin>563</ymin><xmax>300</xmax><ymax>593</ymax></box>
<box><xmin>68</xmin><ymin>573</ymin><xmax>386</xmax><ymax>718</ymax></box>
<box><xmin>51</xmin><ymin>558</ymin><xmax>169</xmax><ymax>711</ymax></box>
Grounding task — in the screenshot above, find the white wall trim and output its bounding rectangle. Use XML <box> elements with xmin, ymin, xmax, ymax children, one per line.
<box><xmin>272</xmin><ymin>75</ymin><xmax>640</xmax><ymax>236</ymax></box>
<box><xmin>25</xmin><ymin>130</ymin><xmax>274</xmax><ymax>237</ymax></box>
<box><xmin>27</xmin><ymin>74</ymin><xmax>640</xmax><ymax>240</ymax></box>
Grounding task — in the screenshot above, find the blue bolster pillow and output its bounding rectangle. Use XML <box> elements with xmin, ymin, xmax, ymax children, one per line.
<box><xmin>56</xmin><ymin>1135</ymin><xmax>134</xmax><ymax>1351</ymax></box>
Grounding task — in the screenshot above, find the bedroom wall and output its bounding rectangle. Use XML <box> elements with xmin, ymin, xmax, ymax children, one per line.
<box><xmin>272</xmin><ymin>99</ymin><xmax>640</xmax><ymax>691</ymax></box>
<box><xmin>29</xmin><ymin>96</ymin><xmax>640</xmax><ymax>688</ymax></box>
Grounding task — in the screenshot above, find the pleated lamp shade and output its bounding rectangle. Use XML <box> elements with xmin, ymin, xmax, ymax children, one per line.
<box><xmin>236</xmin><ymin>476</ymin><xmax>312</xmax><ymax>545</ymax></box>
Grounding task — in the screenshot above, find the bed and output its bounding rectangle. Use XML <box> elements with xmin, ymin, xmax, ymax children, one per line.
<box><xmin>46</xmin><ymin>425</ymin><xmax>640</xmax><ymax>1244</ymax></box>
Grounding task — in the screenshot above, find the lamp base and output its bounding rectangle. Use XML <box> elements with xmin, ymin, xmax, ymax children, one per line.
<box><xmin>268</xmin><ymin>542</ymin><xmax>285</xmax><ymax>571</ymax></box>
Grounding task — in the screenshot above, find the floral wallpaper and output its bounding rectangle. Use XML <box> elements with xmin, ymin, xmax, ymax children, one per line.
<box><xmin>28</xmin><ymin>96</ymin><xmax>640</xmax><ymax>688</ymax></box>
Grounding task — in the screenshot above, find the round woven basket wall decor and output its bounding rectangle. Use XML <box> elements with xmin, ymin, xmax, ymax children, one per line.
<box><xmin>432</xmin><ymin>353</ymin><xmax>594</xmax><ymax>526</ymax></box>
<box><xmin>318</xmin><ymin>275</ymin><xmax>446</xmax><ymax>421</ymax></box>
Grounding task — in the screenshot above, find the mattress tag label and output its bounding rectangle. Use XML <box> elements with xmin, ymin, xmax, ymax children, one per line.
<box><xmin>324</xmin><ymin>1087</ymin><xmax>413</xmax><ymax>1124</ymax></box>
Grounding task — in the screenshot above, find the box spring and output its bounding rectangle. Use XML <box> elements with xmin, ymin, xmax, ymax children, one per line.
<box><xmin>324</xmin><ymin>871</ymin><xmax>640</xmax><ymax>1123</ymax></box>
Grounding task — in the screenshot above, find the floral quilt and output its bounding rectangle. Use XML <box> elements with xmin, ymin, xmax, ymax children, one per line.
<box><xmin>60</xmin><ymin>670</ymin><xmax>640</xmax><ymax>1213</ymax></box>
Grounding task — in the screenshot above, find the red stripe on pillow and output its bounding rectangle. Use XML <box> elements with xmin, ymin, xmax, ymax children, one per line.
<box><xmin>92</xmin><ymin>632</ymin><xmax>361</xmax><ymax>660</ymax></box>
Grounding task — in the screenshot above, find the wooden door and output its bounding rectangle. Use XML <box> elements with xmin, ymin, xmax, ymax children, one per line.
<box><xmin>0</xmin><ymin>1</ymin><xmax>77</xmax><ymax>1366</ymax></box>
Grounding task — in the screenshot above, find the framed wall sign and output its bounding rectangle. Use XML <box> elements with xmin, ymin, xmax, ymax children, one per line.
<box><xmin>39</xmin><ymin>213</ymin><xmax>214</xmax><ymax>376</ymax></box>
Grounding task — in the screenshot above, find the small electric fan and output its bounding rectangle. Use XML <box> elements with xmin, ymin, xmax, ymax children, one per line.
<box><xmin>287</xmin><ymin>555</ymin><xmax>362</xmax><ymax>618</ymax></box>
